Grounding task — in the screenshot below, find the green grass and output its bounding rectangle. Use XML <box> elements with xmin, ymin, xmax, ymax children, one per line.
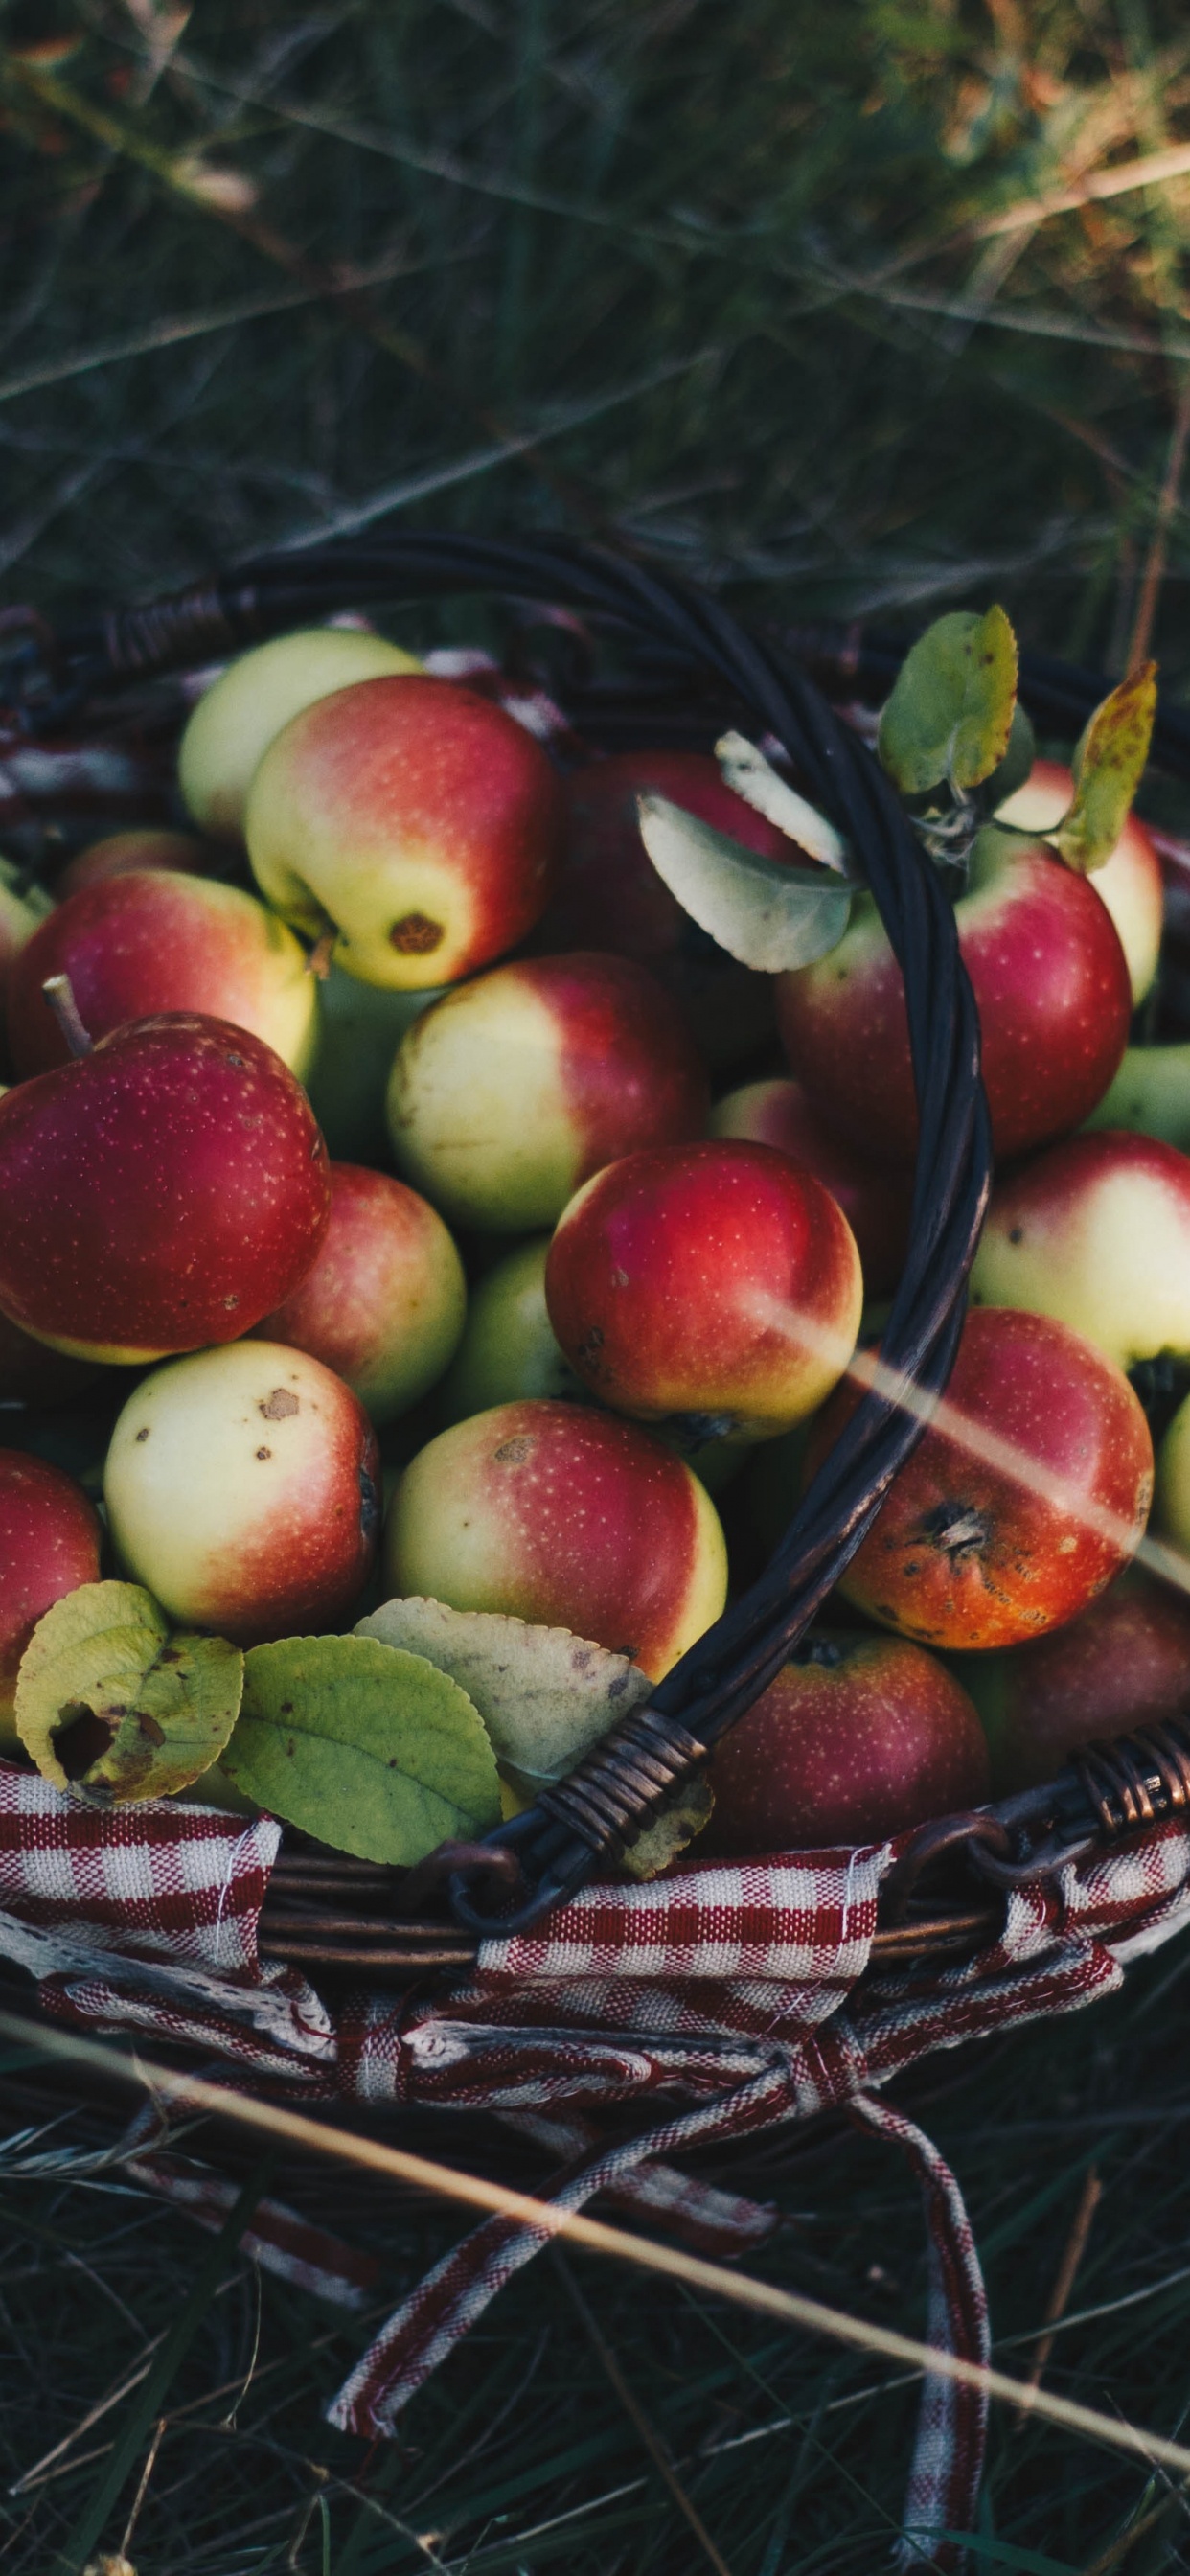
<box><xmin>5</xmin><ymin>3</ymin><xmax>1190</xmax><ymax>2567</ymax></box>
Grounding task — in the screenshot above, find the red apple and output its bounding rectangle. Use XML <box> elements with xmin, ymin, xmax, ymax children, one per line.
<box><xmin>703</xmin><ymin>1631</ymin><xmax>989</xmax><ymax>1852</ymax></box>
<box><xmin>245</xmin><ymin>675</ymin><xmax>563</xmax><ymax>989</ymax></box>
<box><xmin>8</xmin><ymin>870</ymin><xmax>318</xmax><ymax>1080</ymax></box>
<box><xmin>250</xmin><ymin>1162</ymin><xmax>467</xmax><ymax>1424</ymax></box>
<box><xmin>0</xmin><ymin>1451</ymin><xmax>103</xmax><ymax>1736</ymax></box>
<box><xmin>996</xmin><ymin>757</ymin><xmax>1163</xmax><ymax>1004</ymax></box>
<box><xmin>387</xmin><ymin>952</ymin><xmax>708</xmax><ymax>1231</ymax></box>
<box><xmin>179</xmin><ymin>628</ymin><xmax>423</xmax><ymax>839</ymax></box>
<box><xmin>385</xmin><ymin>1398</ymin><xmax>728</xmax><ymax>1681</ymax></box>
<box><xmin>970</xmin><ymin>1129</ymin><xmax>1190</xmax><ymax>1373</ymax></box>
<box><xmin>103</xmin><ymin>1341</ymin><xmax>379</xmax><ymax>1644</ymax></box>
<box><xmin>534</xmin><ymin>749</ymin><xmax>808</xmax><ymax>1063</ymax></box>
<box><xmin>709</xmin><ymin>1077</ymin><xmax>912</xmax><ymax>1296</ymax></box>
<box><xmin>963</xmin><ymin>1569</ymin><xmax>1190</xmax><ymax>1794</ymax></box>
<box><xmin>545</xmin><ymin>1139</ymin><xmax>862</xmax><ymax>1439</ymax></box>
<box><xmin>0</xmin><ymin>1013</ymin><xmax>332</xmax><ymax>1363</ymax></box>
<box><xmin>57</xmin><ymin>830</ymin><xmax>221</xmax><ymax>899</ymax></box>
<box><xmin>812</xmin><ymin>1307</ymin><xmax>1153</xmax><ymax>1650</ymax></box>
<box><xmin>776</xmin><ymin>827</ymin><xmax>1133</xmax><ymax>1164</ymax></box>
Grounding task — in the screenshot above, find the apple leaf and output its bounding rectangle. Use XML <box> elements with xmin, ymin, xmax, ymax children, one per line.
<box><xmin>877</xmin><ymin>605</ymin><xmax>1018</xmax><ymax>795</ymax></box>
<box><xmin>356</xmin><ymin>1596</ymin><xmax>652</xmax><ymax>1783</ymax></box>
<box><xmin>1050</xmin><ymin>662</ymin><xmax>1157</xmax><ymax>873</ymax></box>
<box><xmin>635</xmin><ymin>794</ymin><xmax>852</xmax><ymax>972</ymax></box>
<box><xmin>220</xmin><ymin>1633</ymin><xmax>500</xmax><ymax>1864</ymax></box>
<box><xmin>619</xmin><ymin>1774</ymin><xmax>714</xmax><ymax>1880</ymax></box>
<box><xmin>714</xmin><ymin>732</ymin><xmax>852</xmax><ymax>875</ymax></box>
<box><xmin>15</xmin><ymin>1579</ymin><xmax>243</xmax><ymax>1805</ymax></box>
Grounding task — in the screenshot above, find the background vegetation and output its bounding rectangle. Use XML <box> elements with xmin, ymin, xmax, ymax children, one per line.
<box><xmin>4</xmin><ymin>3</ymin><xmax>1190</xmax><ymax>2569</ymax></box>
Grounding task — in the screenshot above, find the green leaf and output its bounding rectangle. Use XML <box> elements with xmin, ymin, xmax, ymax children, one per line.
<box><xmin>635</xmin><ymin>794</ymin><xmax>852</xmax><ymax>972</ymax></box>
<box><xmin>878</xmin><ymin>605</ymin><xmax>1018</xmax><ymax>795</ymax></box>
<box><xmin>15</xmin><ymin>1579</ymin><xmax>243</xmax><ymax>1805</ymax></box>
<box><xmin>221</xmin><ymin>1633</ymin><xmax>500</xmax><ymax>1863</ymax></box>
<box><xmin>619</xmin><ymin>1775</ymin><xmax>714</xmax><ymax>1880</ymax></box>
<box><xmin>983</xmin><ymin>702</ymin><xmax>1037</xmax><ymax>812</ymax></box>
<box><xmin>1051</xmin><ymin>662</ymin><xmax>1157</xmax><ymax>873</ymax></box>
<box><xmin>713</xmin><ymin>732</ymin><xmax>852</xmax><ymax>874</ymax></box>
<box><xmin>356</xmin><ymin>1596</ymin><xmax>652</xmax><ymax>1782</ymax></box>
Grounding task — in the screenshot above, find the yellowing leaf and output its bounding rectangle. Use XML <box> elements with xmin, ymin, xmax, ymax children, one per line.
<box><xmin>714</xmin><ymin>733</ymin><xmax>852</xmax><ymax>874</ymax></box>
<box><xmin>356</xmin><ymin>1596</ymin><xmax>652</xmax><ymax>1782</ymax></box>
<box><xmin>15</xmin><ymin>1580</ymin><xmax>243</xmax><ymax>1805</ymax></box>
<box><xmin>220</xmin><ymin>1633</ymin><xmax>500</xmax><ymax>1864</ymax></box>
<box><xmin>618</xmin><ymin>1775</ymin><xmax>714</xmax><ymax>1880</ymax></box>
<box><xmin>1051</xmin><ymin>663</ymin><xmax>1157</xmax><ymax>873</ymax></box>
<box><xmin>878</xmin><ymin>605</ymin><xmax>1018</xmax><ymax>795</ymax></box>
<box><xmin>636</xmin><ymin>794</ymin><xmax>851</xmax><ymax>972</ymax></box>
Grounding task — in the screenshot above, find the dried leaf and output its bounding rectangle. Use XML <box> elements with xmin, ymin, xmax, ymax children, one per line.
<box><xmin>15</xmin><ymin>1580</ymin><xmax>243</xmax><ymax>1805</ymax></box>
<box><xmin>636</xmin><ymin>794</ymin><xmax>851</xmax><ymax>972</ymax></box>
<box><xmin>1052</xmin><ymin>663</ymin><xmax>1157</xmax><ymax>873</ymax></box>
<box><xmin>878</xmin><ymin>605</ymin><xmax>1018</xmax><ymax>795</ymax></box>
<box><xmin>618</xmin><ymin>1775</ymin><xmax>714</xmax><ymax>1879</ymax></box>
<box><xmin>221</xmin><ymin>1633</ymin><xmax>500</xmax><ymax>1864</ymax></box>
<box><xmin>356</xmin><ymin>1595</ymin><xmax>652</xmax><ymax>1781</ymax></box>
<box><xmin>714</xmin><ymin>732</ymin><xmax>852</xmax><ymax>874</ymax></box>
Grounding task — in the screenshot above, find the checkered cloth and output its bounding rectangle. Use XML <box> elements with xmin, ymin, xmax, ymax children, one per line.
<box><xmin>3</xmin><ymin>1765</ymin><xmax>1190</xmax><ymax>2570</ymax></box>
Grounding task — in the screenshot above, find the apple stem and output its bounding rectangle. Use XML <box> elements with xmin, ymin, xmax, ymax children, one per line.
<box><xmin>41</xmin><ymin>975</ymin><xmax>93</xmax><ymax>1058</ymax></box>
<box><xmin>306</xmin><ymin>930</ymin><xmax>335</xmax><ymax>981</ymax></box>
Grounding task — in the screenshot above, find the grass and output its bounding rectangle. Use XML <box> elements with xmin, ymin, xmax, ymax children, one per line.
<box><xmin>5</xmin><ymin>1</ymin><xmax>1190</xmax><ymax>2567</ymax></box>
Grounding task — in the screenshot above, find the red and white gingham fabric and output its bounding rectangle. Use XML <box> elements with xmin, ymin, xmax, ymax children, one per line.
<box><xmin>3</xmin><ymin>1765</ymin><xmax>1190</xmax><ymax>2570</ymax></box>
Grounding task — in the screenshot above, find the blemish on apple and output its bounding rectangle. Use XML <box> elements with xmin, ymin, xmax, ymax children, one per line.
<box><xmin>390</xmin><ymin>913</ymin><xmax>444</xmax><ymax>955</ymax></box>
<box><xmin>259</xmin><ymin>1388</ymin><xmax>300</xmax><ymax>1420</ymax></box>
<box><xmin>494</xmin><ymin>1437</ymin><xmax>534</xmax><ymax>1464</ymax></box>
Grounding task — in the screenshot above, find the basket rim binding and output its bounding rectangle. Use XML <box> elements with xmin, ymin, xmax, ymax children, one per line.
<box><xmin>7</xmin><ymin>531</ymin><xmax>1187</xmax><ymax>1952</ymax></box>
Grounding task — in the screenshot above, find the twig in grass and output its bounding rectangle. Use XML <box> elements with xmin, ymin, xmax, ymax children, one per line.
<box><xmin>115</xmin><ymin>2412</ymin><xmax>166</xmax><ymax>2563</ymax></box>
<box><xmin>1012</xmin><ymin>2165</ymin><xmax>1103</xmax><ymax>2429</ymax></box>
<box><xmin>1129</xmin><ymin>374</ymin><xmax>1190</xmax><ymax>671</ymax></box>
<box><xmin>553</xmin><ymin>2250</ymin><xmax>736</xmax><ymax>2576</ymax></box>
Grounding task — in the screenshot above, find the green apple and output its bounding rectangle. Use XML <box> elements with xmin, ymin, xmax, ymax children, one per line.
<box><xmin>439</xmin><ymin>1236</ymin><xmax>583</xmax><ymax>1422</ymax></box>
<box><xmin>1084</xmin><ymin>1045</ymin><xmax>1190</xmax><ymax>1153</ymax></box>
<box><xmin>304</xmin><ymin>963</ymin><xmax>445</xmax><ymax>1163</ymax></box>
<box><xmin>179</xmin><ymin>628</ymin><xmax>422</xmax><ymax>838</ymax></box>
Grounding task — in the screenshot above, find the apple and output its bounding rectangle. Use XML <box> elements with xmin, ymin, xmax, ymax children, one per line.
<box><xmin>439</xmin><ymin>1236</ymin><xmax>584</xmax><ymax>1423</ymax></box>
<box><xmin>0</xmin><ymin>1013</ymin><xmax>331</xmax><ymax>1363</ymax></box>
<box><xmin>178</xmin><ymin>628</ymin><xmax>422</xmax><ymax>839</ymax></box>
<box><xmin>533</xmin><ymin>748</ymin><xmax>808</xmax><ymax>1064</ymax></box>
<box><xmin>305</xmin><ymin>964</ymin><xmax>445</xmax><ymax>1164</ymax></box>
<box><xmin>387</xmin><ymin>953</ymin><xmax>708</xmax><ymax>1232</ymax></box>
<box><xmin>57</xmin><ymin>829</ymin><xmax>222</xmax><ymax>899</ymax></box>
<box><xmin>1084</xmin><ymin>1046</ymin><xmax>1190</xmax><ymax>1154</ymax></box>
<box><xmin>996</xmin><ymin>756</ymin><xmax>1163</xmax><ymax>1005</ymax></box>
<box><xmin>962</xmin><ymin>1568</ymin><xmax>1190</xmax><ymax>1794</ymax></box>
<box><xmin>0</xmin><ymin>1451</ymin><xmax>103</xmax><ymax>1739</ymax></box>
<box><xmin>104</xmin><ymin>1340</ymin><xmax>379</xmax><ymax>1645</ymax></box>
<box><xmin>250</xmin><ymin>1162</ymin><xmax>467</xmax><ymax>1425</ymax></box>
<box><xmin>0</xmin><ymin>859</ymin><xmax>51</xmax><ymax>1029</ymax></box>
<box><xmin>1153</xmin><ymin>1390</ymin><xmax>1190</xmax><ymax>1564</ymax></box>
<box><xmin>776</xmin><ymin>826</ymin><xmax>1133</xmax><ymax>1164</ymax></box>
<box><xmin>812</xmin><ymin>1306</ymin><xmax>1154</xmax><ymax>1650</ymax></box>
<box><xmin>384</xmin><ymin>1397</ymin><xmax>728</xmax><ymax>1682</ymax></box>
<box><xmin>970</xmin><ymin>1130</ymin><xmax>1190</xmax><ymax>1372</ymax></box>
<box><xmin>709</xmin><ymin>1077</ymin><xmax>912</xmax><ymax>1297</ymax></box>
<box><xmin>8</xmin><ymin>870</ymin><xmax>319</xmax><ymax>1082</ymax></box>
<box><xmin>245</xmin><ymin>675</ymin><xmax>563</xmax><ymax>991</ymax></box>
<box><xmin>545</xmin><ymin>1138</ymin><xmax>862</xmax><ymax>1440</ymax></box>
<box><xmin>703</xmin><ymin>1631</ymin><xmax>989</xmax><ymax>1853</ymax></box>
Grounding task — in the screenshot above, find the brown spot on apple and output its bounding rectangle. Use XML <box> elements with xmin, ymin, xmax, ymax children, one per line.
<box><xmin>260</xmin><ymin>1388</ymin><xmax>300</xmax><ymax>1420</ymax></box>
<box><xmin>494</xmin><ymin>1436</ymin><xmax>535</xmax><ymax>1464</ymax></box>
<box><xmin>135</xmin><ymin>1427</ymin><xmax>149</xmax><ymax>1442</ymax></box>
<box><xmin>390</xmin><ymin>912</ymin><xmax>444</xmax><ymax>955</ymax></box>
<box><xmin>256</xmin><ymin>1445</ymin><xmax>271</xmax><ymax>1460</ymax></box>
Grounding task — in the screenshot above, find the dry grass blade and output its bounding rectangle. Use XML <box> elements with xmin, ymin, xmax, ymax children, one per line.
<box><xmin>1012</xmin><ymin>2168</ymin><xmax>1103</xmax><ymax>2429</ymax></box>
